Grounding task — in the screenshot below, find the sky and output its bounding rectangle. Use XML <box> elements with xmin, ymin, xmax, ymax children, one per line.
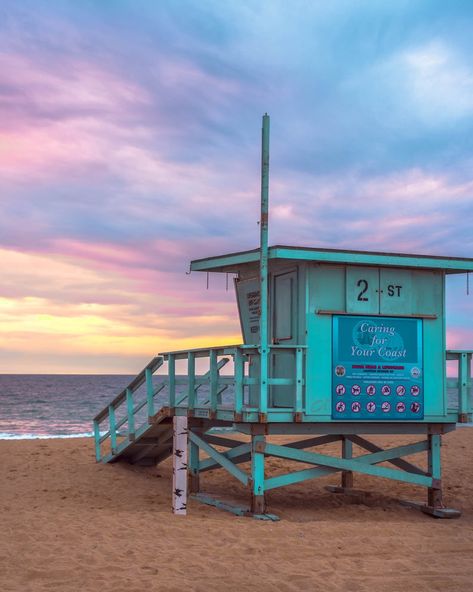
<box><xmin>0</xmin><ymin>0</ymin><xmax>472</xmax><ymax>374</ymax></box>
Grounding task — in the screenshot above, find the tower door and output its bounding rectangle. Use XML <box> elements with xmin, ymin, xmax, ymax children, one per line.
<box><xmin>271</xmin><ymin>269</ymin><xmax>298</xmax><ymax>407</ymax></box>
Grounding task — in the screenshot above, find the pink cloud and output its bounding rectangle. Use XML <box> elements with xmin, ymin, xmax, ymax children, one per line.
<box><xmin>446</xmin><ymin>327</ymin><xmax>473</xmax><ymax>351</ymax></box>
<box><xmin>0</xmin><ymin>53</ymin><xmax>150</xmax><ymax>119</ymax></box>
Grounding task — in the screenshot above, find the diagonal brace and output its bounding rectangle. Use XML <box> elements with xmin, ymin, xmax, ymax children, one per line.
<box><xmin>199</xmin><ymin>443</ymin><xmax>251</xmax><ymax>472</ymax></box>
<box><xmin>348</xmin><ymin>435</ymin><xmax>427</xmax><ymax>476</ymax></box>
<box><xmin>265</xmin><ymin>465</ymin><xmax>340</xmax><ymax>491</ymax></box>
<box><xmin>188</xmin><ymin>431</ymin><xmax>249</xmax><ymax>486</ymax></box>
<box><xmin>263</xmin><ymin>441</ymin><xmax>432</xmax><ymax>488</ymax></box>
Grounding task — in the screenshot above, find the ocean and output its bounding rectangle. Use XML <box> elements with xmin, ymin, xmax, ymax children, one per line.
<box><xmin>0</xmin><ymin>374</ymin><xmax>469</xmax><ymax>439</ymax></box>
<box><xmin>0</xmin><ymin>374</ymin><xmax>236</xmax><ymax>439</ymax></box>
<box><xmin>0</xmin><ymin>374</ymin><xmax>136</xmax><ymax>439</ymax></box>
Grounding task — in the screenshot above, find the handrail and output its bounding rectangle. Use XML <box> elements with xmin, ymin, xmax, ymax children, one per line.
<box><xmin>98</xmin><ymin>383</ymin><xmax>167</xmax><ymax>445</ymax></box>
<box><xmin>446</xmin><ymin>350</ymin><xmax>472</xmax><ymax>423</ymax></box>
<box><xmin>159</xmin><ymin>344</ymin><xmax>241</xmax><ymax>358</ymax></box>
<box><xmin>159</xmin><ymin>343</ymin><xmax>307</xmax><ymax>359</ymax></box>
<box><xmin>93</xmin><ymin>350</ymin><xmax>234</xmax><ymax>461</ymax></box>
<box><xmin>93</xmin><ymin>356</ymin><xmax>163</xmax><ymax>423</ymax></box>
<box><xmin>93</xmin><ymin>344</ymin><xmax>307</xmax><ymax>461</ymax></box>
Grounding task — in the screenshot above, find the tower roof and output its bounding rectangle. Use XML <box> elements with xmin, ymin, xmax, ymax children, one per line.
<box><xmin>190</xmin><ymin>245</ymin><xmax>473</xmax><ymax>274</ymax></box>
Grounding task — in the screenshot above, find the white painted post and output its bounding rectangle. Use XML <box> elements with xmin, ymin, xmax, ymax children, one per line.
<box><xmin>172</xmin><ymin>416</ymin><xmax>188</xmax><ymax>515</ymax></box>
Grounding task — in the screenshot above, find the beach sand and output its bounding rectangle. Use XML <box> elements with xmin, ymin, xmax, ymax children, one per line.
<box><xmin>1</xmin><ymin>430</ymin><xmax>472</xmax><ymax>592</ymax></box>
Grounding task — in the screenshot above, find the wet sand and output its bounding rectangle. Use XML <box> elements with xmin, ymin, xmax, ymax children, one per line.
<box><xmin>1</xmin><ymin>429</ymin><xmax>472</xmax><ymax>591</ymax></box>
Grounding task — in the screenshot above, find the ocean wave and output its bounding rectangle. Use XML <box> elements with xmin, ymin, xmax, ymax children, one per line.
<box><xmin>0</xmin><ymin>432</ymin><xmax>94</xmax><ymax>440</ymax></box>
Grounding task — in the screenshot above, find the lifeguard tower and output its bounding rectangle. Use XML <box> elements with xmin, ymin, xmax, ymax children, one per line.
<box><xmin>93</xmin><ymin>116</ymin><xmax>473</xmax><ymax>519</ymax></box>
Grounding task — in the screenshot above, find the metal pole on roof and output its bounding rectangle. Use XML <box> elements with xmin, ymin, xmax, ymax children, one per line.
<box><xmin>259</xmin><ymin>113</ymin><xmax>270</xmax><ymax>416</ymax></box>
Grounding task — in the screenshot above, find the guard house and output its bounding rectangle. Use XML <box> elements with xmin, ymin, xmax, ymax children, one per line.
<box><xmin>93</xmin><ymin>117</ymin><xmax>473</xmax><ymax>520</ymax></box>
<box><xmin>191</xmin><ymin>245</ymin><xmax>470</xmax><ymax>426</ymax></box>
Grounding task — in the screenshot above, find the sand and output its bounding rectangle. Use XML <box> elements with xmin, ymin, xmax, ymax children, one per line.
<box><xmin>1</xmin><ymin>429</ymin><xmax>473</xmax><ymax>592</ymax></box>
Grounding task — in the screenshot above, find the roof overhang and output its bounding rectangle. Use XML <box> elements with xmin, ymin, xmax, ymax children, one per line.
<box><xmin>190</xmin><ymin>245</ymin><xmax>473</xmax><ymax>275</ymax></box>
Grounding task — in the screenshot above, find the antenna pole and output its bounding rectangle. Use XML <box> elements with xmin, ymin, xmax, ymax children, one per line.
<box><xmin>259</xmin><ymin>113</ymin><xmax>270</xmax><ymax>415</ymax></box>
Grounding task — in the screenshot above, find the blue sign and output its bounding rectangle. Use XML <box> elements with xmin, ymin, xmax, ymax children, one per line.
<box><xmin>332</xmin><ymin>315</ymin><xmax>423</xmax><ymax>420</ymax></box>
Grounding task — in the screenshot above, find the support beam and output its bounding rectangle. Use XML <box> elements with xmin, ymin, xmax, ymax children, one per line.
<box><xmin>172</xmin><ymin>416</ymin><xmax>188</xmax><ymax>515</ymax></box>
<box><xmin>202</xmin><ymin>434</ymin><xmax>246</xmax><ymax>449</ymax></box>
<box><xmin>234</xmin><ymin>422</ymin><xmax>452</xmax><ymax>436</ymax></box>
<box><xmin>251</xmin><ymin>434</ymin><xmax>266</xmax><ymax>513</ymax></box>
<box><xmin>189</xmin><ymin>432</ymin><xmax>200</xmax><ymax>493</ymax></box>
<box><xmin>341</xmin><ymin>436</ymin><xmax>353</xmax><ymax>489</ymax></box>
<box><xmin>428</xmin><ymin>434</ymin><xmax>442</xmax><ymax>508</ymax></box>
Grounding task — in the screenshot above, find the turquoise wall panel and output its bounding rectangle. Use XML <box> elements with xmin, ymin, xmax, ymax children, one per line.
<box><xmin>411</xmin><ymin>270</ymin><xmax>442</xmax><ymax>316</ymax></box>
<box><xmin>311</xmin><ymin>265</ymin><xmax>345</xmax><ymax>311</ymax></box>
<box><xmin>306</xmin><ymin>264</ymin><xmax>447</xmax><ymax>422</ymax></box>
<box><xmin>307</xmin><ymin>265</ymin><xmax>343</xmax><ymax>417</ymax></box>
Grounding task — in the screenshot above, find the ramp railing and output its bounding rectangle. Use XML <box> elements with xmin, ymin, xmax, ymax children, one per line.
<box><xmin>93</xmin><ymin>344</ymin><xmax>307</xmax><ymax>461</ymax></box>
<box><xmin>446</xmin><ymin>350</ymin><xmax>473</xmax><ymax>423</ymax></box>
<box><xmin>93</xmin><ymin>356</ymin><xmax>165</xmax><ymax>461</ymax></box>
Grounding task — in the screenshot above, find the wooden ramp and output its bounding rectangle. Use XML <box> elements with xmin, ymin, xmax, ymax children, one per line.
<box><xmin>105</xmin><ymin>408</ymin><xmax>174</xmax><ymax>466</ymax></box>
<box><xmin>93</xmin><ymin>357</ymin><xmax>176</xmax><ymax>466</ymax></box>
<box><xmin>93</xmin><ymin>353</ymin><xmax>230</xmax><ymax>466</ymax></box>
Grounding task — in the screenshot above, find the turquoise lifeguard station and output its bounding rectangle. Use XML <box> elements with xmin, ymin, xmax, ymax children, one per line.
<box><xmin>93</xmin><ymin>116</ymin><xmax>473</xmax><ymax>519</ymax></box>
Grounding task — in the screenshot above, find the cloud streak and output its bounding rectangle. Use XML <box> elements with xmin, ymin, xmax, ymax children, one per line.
<box><xmin>0</xmin><ymin>0</ymin><xmax>472</xmax><ymax>372</ymax></box>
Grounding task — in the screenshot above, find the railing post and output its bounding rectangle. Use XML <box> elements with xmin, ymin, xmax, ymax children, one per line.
<box><xmin>126</xmin><ymin>388</ymin><xmax>135</xmax><ymax>439</ymax></box>
<box><xmin>458</xmin><ymin>353</ymin><xmax>470</xmax><ymax>422</ymax></box>
<box><xmin>188</xmin><ymin>352</ymin><xmax>196</xmax><ymax>411</ymax></box>
<box><xmin>93</xmin><ymin>420</ymin><xmax>101</xmax><ymax>462</ymax></box>
<box><xmin>168</xmin><ymin>354</ymin><xmax>176</xmax><ymax>408</ymax></box>
<box><xmin>295</xmin><ymin>347</ymin><xmax>303</xmax><ymax>414</ymax></box>
<box><xmin>234</xmin><ymin>348</ymin><xmax>244</xmax><ymax>415</ymax></box>
<box><xmin>109</xmin><ymin>405</ymin><xmax>117</xmax><ymax>453</ymax></box>
<box><xmin>145</xmin><ymin>367</ymin><xmax>154</xmax><ymax>418</ymax></box>
<box><xmin>469</xmin><ymin>353</ymin><xmax>473</xmax><ymax>419</ymax></box>
<box><xmin>209</xmin><ymin>349</ymin><xmax>218</xmax><ymax>413</ymax></box>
